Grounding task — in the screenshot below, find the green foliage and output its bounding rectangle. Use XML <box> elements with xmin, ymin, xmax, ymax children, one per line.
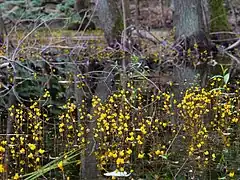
<box><xmin>23</xmin><ymin>149</ymin><xmax>81</xmax><ymax>180</ymax></box>
<box><xmin>31</xmin><ymin>0</ymin><xmax>42</xmax><ymax>7</ymax></box>
<box><xmin>0</xmin><ymin>1</ymin><xmax>239</xmax><ymax>178</ymax></box>
<box><xmin>209</xmin><ymin>64</ymin><xmax>231</xmax><ymax>93</ymax></box>
<box><xmin>209</xmin><ymin>0</ymin><xmax>231</xmax><ymax>32</ymax></box>
<box><xmin>57</xmin><ymin>0</ymin><xmax>75</xmax><ymax>13</ymax></box>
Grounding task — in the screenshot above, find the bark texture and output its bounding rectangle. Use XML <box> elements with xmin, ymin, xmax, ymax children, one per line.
<box><xmin>93</xmin><ymin>0</ymin><xmax>123</xmax><ymax>46</ymax></box>
<box><xmin>82</xmin><ymin>65</ymin><xmax>115</xmax><ymax>179</ymax></box>
<box><xmin>0</xmin><ymin>8</ymin><xmax>5</xmax><ymax>45</ymax></box>
<box><xmin>173</xmin><ymin>0</ymin><xmax>211</xmax><ymax>50</ymax></box>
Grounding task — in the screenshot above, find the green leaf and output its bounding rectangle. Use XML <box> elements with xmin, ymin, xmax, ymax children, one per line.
<box><xmin>218</xmin><ymin>177</ymin><xmax>226</xmax><ymax>180</ymax></box>
<box><xmin>131</xmin><ymin>55</ymin><xmax>139</xmax><ymax>63</ymax></box>
<box><xmin>22</xmin><ymin>149</ymin><xmax>81</xmax><ymax>180</ymax></box>
<box><xmin>210</xmin><ymin>75</ymin><xmax>223</xmax><ymax>80</ymax></box>
<box><xmin>159</xmin><ymin>155</ymin><xmax>168</xmax><ymax>160</ymax></box>
<box><xmin>210</xmin><ymin>87</ymin><xmax>225</xmax><ymax>92</ymax></box>
<box><xmin>223</xmin><ymin>73</ymin><xmax>230</xmax><ymax>84</ymax></box>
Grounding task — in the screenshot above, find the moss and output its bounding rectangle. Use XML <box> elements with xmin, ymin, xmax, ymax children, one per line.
<box><xmin>112</xmin><ymin>14</ymin><xmax>124</xmax><ymax>41</ymax></box>
<box><xmin>209</xmin><ymin>0</ymin><xmax>236</xmax><ymax>45</ymax></box>
<box><xmin>209</xmin><ymin>0</ymin><xmax>231</xmax><ymax>32</ymax></box>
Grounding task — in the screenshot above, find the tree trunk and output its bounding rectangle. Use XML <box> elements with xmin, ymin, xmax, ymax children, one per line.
<box><xmin>4</xmin><ymin>91</ymin><xmax>15</xmax><ymax>179</ymax></box>
<box><xmin>173</xmin><ymin>0</ymin><xmax>211</xmax><ymax>50</ymax></box>
<box><xmin>75</xmin><ymin>0</ymin><xmax>89</xmax><ymax>13</ymax></box>
<box><xmin>82</xmin><ymin>65</ymin><xmax>115</xmax><ymax>179</ymax></box>
<box><xmin>173</xmin><ymin>0</ymin><xmax>213</xmax><ymax>90</ymax></box>
<box><xmin>93</xmin><ymin>0</ymin><xmax>123</xmax><ymax>46</ymax></box>
<box><xmin>0</xmin><ymin>8</ymin><xmax>5</xmax><ymax>46</ymax></box>
<box><xmin>134</xmin><ymin>0</ymin><xmax>140</xmax><ymax>27</ymax></box>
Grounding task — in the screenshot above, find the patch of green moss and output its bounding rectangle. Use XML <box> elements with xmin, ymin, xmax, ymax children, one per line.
<box><xmin>209</xmin><ymin>0</ymin><xmax>231</xmax><ymax>32</ymax></box>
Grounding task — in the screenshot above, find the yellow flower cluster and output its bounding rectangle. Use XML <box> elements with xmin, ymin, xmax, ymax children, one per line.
<box><xmin>3</xmin><ymin>102</ymin><xmax>47</xmax><ymax>179</ymax></box>
<box><xmin>58</xmin><ymin>101</ymin><xmax>86</xmax><ymax>151</ymax></box>
<box><xmin>177</xmin><ymin>84</ymin><xmax>239</xmax><ymax>169</ymax></box>
<box><xmin>92</xmin><ymin>86</ymin><xmax>173</xmax><ymax>172</ymax></box>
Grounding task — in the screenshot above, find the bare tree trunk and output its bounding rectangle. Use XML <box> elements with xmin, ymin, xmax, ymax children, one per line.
<box><xmin>73</xmin><ymin>68</ymin><xmax>86</xmax><ymax>179</ymax></box>
<box><xmin>75</xmin><ymin>0</ymin><xmax>90</xmax><ymax>13</ymax></box>
<box><xmin>159</xmin><ymin>0</ymin><xmax>165</xmax><ymax>27</ymax></box>
<box><xmin>0</xmin><ymin>8</ymin><xmax>5</xmax><ymax>46</ymax></box>
<box><xmin>82</xmin><ymin>65</ymin><xmax>115</xmax><ymax>179</ymax></box>
<box><xmin>226</xmin><ymin>0</ymin><xmax>238</xmax><ymax>29</ymax></box>
<box><xmin>173</xmin><ymin>0</ymin><xmax>211</xmax><ymax>50</ymax></box>
<box><xmin>4</xmin><ymin>91</ymin><xmax>15</xmax><ymax>179</ymax></box>
<box><xmin>135</xmin><ymin>0</ymin><xmax>140</xmax><ymax>27</ymax></box>
<box><xmin>173</xmin><ymin>0</ymin><xmax>213</xmax><ymax>91</ymax></box>
<box><xmin>93</xmin><ymin>0</ymin><xmax>123</xmax><ymax>47</ymax></box>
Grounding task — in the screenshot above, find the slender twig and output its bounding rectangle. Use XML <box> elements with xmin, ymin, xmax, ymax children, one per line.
<box><xmin>174</xmin><ymin>158</ymin><xmax>188</xmax><ymax>179</ymax></box>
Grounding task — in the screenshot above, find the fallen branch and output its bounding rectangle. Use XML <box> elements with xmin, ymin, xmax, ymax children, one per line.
<box><xmin>0</xmin><ymin>62</ymin><xmax>9</xmax><ymax>68</ymax></box>
<box><xmin>224</xmin><ymin>38</ymin><xmax>240</xmax><ymax>51</ymax></box>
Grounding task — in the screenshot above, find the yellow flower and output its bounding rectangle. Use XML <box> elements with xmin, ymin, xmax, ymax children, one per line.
<box><xmin>212</xmin><ymin>153</ymin><xmax>216</xmax><ymax>160</ymax></box>
<box><xmin>20</xmin><ymin>148</ymin><xmax>25</xmax><ymax>154</ymax></box>
<box><xmin>28</xmin><ymin>143</ymin><xmax>36</xmax><ymax>151</ymax></box>
<box><xmin>232</xmin><ymin>118</ymin><xmax>238</xmax><ymax>123</ymax></box>
<box><xmin>119</xmin><ymin>151</ymin><xmax>124</xmax><ymax>157</ymax></box>
<box><xmin>0</xmin><ymin>164</ymin><xmax>5</xmax><ymax>173</ymax></box>
<box><xmin>38</xmin><ymin>149</ymin><xmax>45</xmax><ymax>154</ymax></box>
<box><xmin>20</xmin><ymin>160</ymin><xmax>25</xmax><ymax>165</ymax></box>
<box><xmin>108</xmin><ymin>152</ymin><xmax>113</xmax><ymax>157</ymax></box>
<box><xmin>13</xmin><ymin>173</ymin><xmax>20</xmax><ymax>180</ymax></box>
<box><xmin>229</xmin><ymin>171</ymin><xmax>235</xmax><ymax>177</ymax></box>
<box><xmin>112</xmin><ymin>153</ymin><xmax>117</xmax><ymax>158</ymax></box>
<box><xmin>116</xmin><ymin>158</ymin><xmax>124</xmax><ymax>165</ymax></box>
<box><xmin>0</xmin><ymin>146</ymin><xmax>5</xmax><ymax>153</ymax></box>
<box><xmin>28</xmin><ymin>153</ymin><xmax>34</xmax><ymax>159</ymax></box>
<box><xmin>138</xmin><ymin>153</ymin><xmax>144</xmax><ymax>159</ymax></box>
<box><xmin>204</xmin><ymin>151</ymin><xmax>209</xmax><ymax>155</ymax></box>
<box><xmin>155</xmin><ymin>150</ymin><xmax>161</xmax><ymax>155</ymax></box>
<box><xmin>1</xmin><ymin>141</ymin><xmax>7</xmax><ymax>145</ymax></box>
<box><xmin>59</xmin><ymin>123</ymin><xmax>64</xmax><ymax>128</ymax></box>
<box><xmin>58</xmin><ymin>161</ymin><xmax>64</xmax><ymax>171</ymax></box>
<box><xmin>162</xmin><ymin>122</ymin><xmax>167</xmax><ymax>128</ymax></box>
<box><xmin>126</xmin><ymin>149</ymin><xmax>132</xmax><ymax>155</ymax></box>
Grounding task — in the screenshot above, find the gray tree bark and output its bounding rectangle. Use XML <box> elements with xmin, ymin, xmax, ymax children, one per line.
<box><xmin>82</xmin><ymin>65</ymin><xmax>115</xmax><ymax>179</ymax></box>
<box><xmin>173</xmin><ymin>0</ymin><xmax>211</xmax><ymax>50</ymax></box>
<box><xmin>93</xmin><ymin>0</ymin><xmax>123</xmax><ymax>46</ymax></box>
<box><xmin>0</xmin><ymin>8</ymin><xmax>5</xmax><ymax>46</ymax></box>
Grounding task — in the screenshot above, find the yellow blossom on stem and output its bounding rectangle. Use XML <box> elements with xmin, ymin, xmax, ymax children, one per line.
<box><xmin>38</xmin><ymin>149</ymin><xmax>45</xmax><ymax>154</ymax></box>
<box><xmin>13</xmin><ymin>173</ymin><xmax>20</xmax><ymax>180</ymax></box>
<box><xmin>116</xmin><ymin>158</ymin><xmax>124</xmax><ymax>165</ymax></box>
<box><xmin>58</xmin><ymin>161</ymin><xmax>64</xmax><ymax>171</ymax></box>
<box><xmin>229</xmin><ymin>171</ymin><xmax>234</xmax><ymax>177</ymax></box>
<box><xmin>20</xmin><ymin>148</ymin><xmax>25</xmax><ymax>154</ymax></box>
<box><xmin>28</xmin><ymin>143</ymin><xmax>36</xmax><ymax>151</ymax></box>
<box><xmin>0</xmin><ymin>146</ymin><xmax>5</xmax><ymax>153</ymax></box>
<box><xmin>138</xmin><ymin>153</ymin><xmax>144</xmax><ymax>159</ymax></box>
<box><xmin>126</xmin><ymin>149</ymin><xmax>132</xmax><ymax>155</ymax></box>
<box><xmin>28</xmin><ymin>153</ymin><xmax>34</xmax><ymax>159</ymax></box>
<box><xmin>0</xmin><ymin>164</ymin><xmax>5</xmax><ymax>173</ymax></box>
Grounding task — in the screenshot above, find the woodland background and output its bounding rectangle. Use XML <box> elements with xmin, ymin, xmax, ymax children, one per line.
<box><xmin>0</xmin><ymin>0</ymin><xmax>239</xmax><ymax>179</ymax></box>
